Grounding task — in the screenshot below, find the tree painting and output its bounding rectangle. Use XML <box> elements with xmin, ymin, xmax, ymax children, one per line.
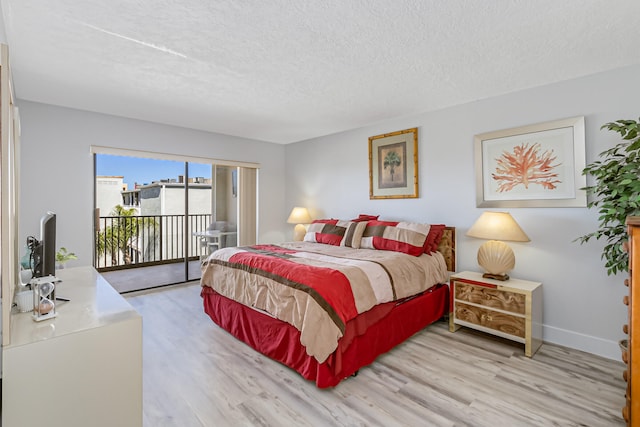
<box><xmin>383</xmin><ymin>151</ymin><xmax>402</xmax><ymax>181</ymax></box>
<box><xmin>377</xmin><ymin>142</ymin><xmax>407</xmax><ymax>189</ymax></box>
<box><xmin>492</xmin><ymin>142</ymin><xmax>561</xmax><ymax>192</ymax></box>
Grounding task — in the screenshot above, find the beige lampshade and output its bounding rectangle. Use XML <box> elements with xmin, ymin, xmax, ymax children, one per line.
<box><xmin>287</xmin><ymin>207</ymin><xmax>312</xmax><ymax>241</ymax></box>
<box><xmin>467</xmin><ymin>212</ymin><xmax>530</xmax><ymax>280</ymax></box>
<box><xmin>287</xmin><ymin>207</ymin><xmax>312</xmax><ymax>224</ymax></box>
<box><xmin>467</xmin><ymin>211</ymin><xmax>530</xmax><ymax>242</ymax></box>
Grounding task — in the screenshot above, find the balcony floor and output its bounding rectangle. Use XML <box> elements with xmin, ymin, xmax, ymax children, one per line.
<box><xmin>101</xmin><ymin>260</ymin><xmax>202</xmax><ymax>293</ymax></box>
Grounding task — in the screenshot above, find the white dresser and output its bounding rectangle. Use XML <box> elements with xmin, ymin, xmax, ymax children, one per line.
<box><xmin>1</xmin><ymin>266</ymin><xmax>142</xmax><ymax>427</ymax></box>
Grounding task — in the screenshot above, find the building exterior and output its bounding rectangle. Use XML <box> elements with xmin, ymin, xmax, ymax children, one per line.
<box><xmin>138</xmin><ymin>176</ymin><xmax>212</xmax><ymax>216</ymax></box>
<box><xmin>95</xmin><ymin>175</ymin><xmax>221</xmax><ymax>268</ymax></box>
<box><xmin>95</xmin><ymin>176</ymin><xmax>126</xmax><ymax>218</ymax></box>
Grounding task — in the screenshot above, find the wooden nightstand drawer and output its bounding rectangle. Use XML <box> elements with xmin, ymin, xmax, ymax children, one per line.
<box><xmin>454</xmin><ymin>282</ymin><xmax>526</xmax><ymax>315</ymax></box>
<box><xmin>449</xmin><ymin>271</ymin><xmax>543</xmax><ymax>357</ymax></box>
<box><xmin>454</xmin><ymin>303</ymin><xmax>525</xmax><ymax>338</ymax></box>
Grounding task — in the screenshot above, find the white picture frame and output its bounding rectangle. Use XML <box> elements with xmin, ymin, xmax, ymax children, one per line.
<box><xmin>474</xmin><ymin>116</ymin><xmax>586</xmax><ymax>208</ymax></box>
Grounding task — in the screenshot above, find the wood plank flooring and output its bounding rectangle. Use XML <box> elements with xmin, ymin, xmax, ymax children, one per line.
<box><xmin>126</xmin><ymin>283</ymin><xmax>626</xmax><ymax>427</ymax></box>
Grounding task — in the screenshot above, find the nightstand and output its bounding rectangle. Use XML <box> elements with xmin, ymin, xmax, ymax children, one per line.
<box><xmin>449</xmin><ymin>271</ymin><xmax>543</xmax><ymax>357</ymax></box>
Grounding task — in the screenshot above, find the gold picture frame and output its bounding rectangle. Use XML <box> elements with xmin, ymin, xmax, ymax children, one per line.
<box><xmin>369</xmin><ymin>127</ymin><xmax>418</xmax><ymax>199</ymax></box>
<box><xmin>474</xmin><ymin>116</ymin><xmax>586</xmax><ymax>208</ymax></box>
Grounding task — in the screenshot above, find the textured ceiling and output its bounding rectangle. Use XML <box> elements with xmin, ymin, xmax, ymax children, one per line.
<box><xmin>2</xmin><ymin>0</ymin><xmax>640</xmax><ymax>144</ymax></box>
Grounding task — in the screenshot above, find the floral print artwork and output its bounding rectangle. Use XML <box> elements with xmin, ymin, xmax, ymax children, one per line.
<box><xmin>491</xmin><ymin>142</ymin><xmax>561</xmax><ymax>193</ymax></box>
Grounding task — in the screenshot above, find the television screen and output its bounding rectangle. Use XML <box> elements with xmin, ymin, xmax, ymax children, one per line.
<box><xmin>32</xmin><ymin>212</ymin><xmax>56</xmax><ymax>279</ymax></box>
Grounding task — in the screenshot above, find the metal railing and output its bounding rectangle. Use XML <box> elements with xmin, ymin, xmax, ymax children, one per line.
<box><xmin>95</xmin><ymin>213</ymin><xmax>213</xmax><ymax>271</ymax></box>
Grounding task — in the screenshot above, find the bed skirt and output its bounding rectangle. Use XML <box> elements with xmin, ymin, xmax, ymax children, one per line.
<box><xmin>201</xmin><ymin>283</ymin><xmax>449</xmax><ymax>388</ymax></box>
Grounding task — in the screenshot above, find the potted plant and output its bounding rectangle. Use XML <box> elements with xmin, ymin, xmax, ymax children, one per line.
<box><xmin>56</xmin><ymin>247</ymin><xmax>78</xmax><ymax>269</ymax></box>
<box><xmin>576</xmin><ymin>118</ymin><xmax>640</xmax><ymax>275</ymax></box>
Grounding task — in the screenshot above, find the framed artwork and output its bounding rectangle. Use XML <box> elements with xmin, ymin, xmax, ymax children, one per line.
<box><xmin>474</xmin><ymin>116</ymin><xmax>586</xmax><ymax>208</ymax></box>
<box><xmin>369</xmin><ymin>127</ymin><xmax>418</xmax><ymax>199</ymax></box>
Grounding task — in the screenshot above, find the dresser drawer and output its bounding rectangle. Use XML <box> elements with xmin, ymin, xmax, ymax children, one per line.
<box><xmin>454</xmin><ymin>282</ymin><xmax>526</xmax><ymax>315</ymax></box>
<box><xmin>454</xmin><ymin>303</ymin><xmax>526</xmax><ymax>338</ymax></box>
<box><xmin>449</xmin><ymin>272</ymin><xmax>542</xmax><ymax>357</ymax></box>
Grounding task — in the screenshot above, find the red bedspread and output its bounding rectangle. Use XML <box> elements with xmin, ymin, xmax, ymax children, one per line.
<box><xmin>201</xmin><ymin>283</ymin><xmax>449</xmax><ymax>388</ymax></box>
<box><xmin>201</xmin><ymin>242</ymin><xmax>449</xmax><ymax>363</ymax></box>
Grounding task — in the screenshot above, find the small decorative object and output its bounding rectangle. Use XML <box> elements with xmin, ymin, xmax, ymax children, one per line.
<box><xmin>15</xmin><ymin>290</ymin><xmax>34</xmax><ymax>312</ymax></box>
<box><xmin>575</xmin><ymin>117</ymin><xmax>640</xmax><ymax>275</ymax></box>
<box><xmin>287</xmin><ymin>207</ymin><xmax>312</xmax><ymax>241</ymax></box>
<box><xmin>31</xmin><ymin>275</ymin><xmax>61</xmax><ymax>321</ymax></box>
<box><xmin>55</xmin><ymin>247</ymin><xmax>77</xmax><ymax>269</ymax></box>
<box><xmin>474</xmin><ymin>117</ymin><xmax>586</xmax><ymax>208</ymax></box>
<box><xmin>369</xmin><ymin>127</ymin><xmax>418</xmax><ymax>199</ymax></box>
<box><xmin>20</xmin><ymin>244</ymin><xmax>32</xmax><ymax>269</ymax></box>
<box><xmin>466</xmin><ymin>211</ymin><xmax>530</xmax><ymax>281</ymax></box>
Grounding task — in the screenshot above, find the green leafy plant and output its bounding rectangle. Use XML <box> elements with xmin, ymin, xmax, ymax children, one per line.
<box><xmin>55</xmin><ymin>247</ymin><xmax>78</xmax><ymax>265</ymax></box>
<box><xmin>576</xmin><ymin>118</ymin><xmax>640</xmax><ymax>275</ymax></box>
<box><xmin>95</xmin><ymin>205</ymin><xmax>158</xmax><ymax>266</ymax></box>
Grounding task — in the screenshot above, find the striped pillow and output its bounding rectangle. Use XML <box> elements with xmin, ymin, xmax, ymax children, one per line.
<box><xmin>303</xmin><ymin>219</ymin><xmax>348</xmax><ymax>246</ymax></box>
<box><xmin>360</xmin><ymin>221</ymin><xmax>430</xmax><ymax>256</ymax></box>
<box><xmin>340</xmin><ymin>221</ymin><xmax>368</xmax><ymax>248</ymax></box>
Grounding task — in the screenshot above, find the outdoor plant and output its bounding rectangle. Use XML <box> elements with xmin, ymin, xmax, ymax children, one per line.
<box><xmin>96</xmin><ymin>205</ymin><xmax>158</xmax><ymax>266</ymax></box>
<box><xmin>55</xmin><ymin>247</ymin><xmax>78</xmax><ymax>266</ymax></box>
<box><xmin>576</xmin><ymin>118</ymin><xmax>640</xmax><ymax>275</ymax></box>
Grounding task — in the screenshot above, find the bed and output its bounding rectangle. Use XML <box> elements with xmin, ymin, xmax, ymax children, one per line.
<box><xmin>200</xmin><ymin>219</ymin><xmax>455</xmax><ymax>388</ymax></box>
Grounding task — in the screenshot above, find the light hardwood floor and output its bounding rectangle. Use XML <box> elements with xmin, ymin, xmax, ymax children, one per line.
<box><xmin>127</xmin><ymin>283</ymin><xmax>626</xmax><ymax>427</ymax></box>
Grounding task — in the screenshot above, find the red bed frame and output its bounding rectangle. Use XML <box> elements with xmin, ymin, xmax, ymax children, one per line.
<box><xmin>201</xmin><ymin>283</ymin><xmax>449</xmax><ymax>388</ymax></box>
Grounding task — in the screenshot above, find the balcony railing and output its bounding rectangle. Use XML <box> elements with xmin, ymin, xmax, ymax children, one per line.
<box><xmin>95</xmin><ymin>214</ymin><xmax>213</xmax><ymax>271</ymax></box>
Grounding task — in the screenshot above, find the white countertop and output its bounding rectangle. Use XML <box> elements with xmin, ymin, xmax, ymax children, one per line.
<box><xmin>7</xmin><ymin>266</ymin><xmax>141</xmax><ymax>349</ymax></box>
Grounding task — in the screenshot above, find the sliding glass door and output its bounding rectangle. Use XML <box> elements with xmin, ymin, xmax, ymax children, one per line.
<box><xmin>93</xmin><ymin>149</ymin><xmax>258</xmax><ymax>293</ymax></box>
<box><xmin>94</xmin><ymin>155</ymin><xmax>195</xmax><ymax>291</ymax></box>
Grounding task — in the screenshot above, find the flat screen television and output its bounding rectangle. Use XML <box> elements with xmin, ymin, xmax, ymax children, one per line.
<box><xmin>32</xmin><ymin>211</ymin><xmax>56</xmax><ymax>279</ymax></box>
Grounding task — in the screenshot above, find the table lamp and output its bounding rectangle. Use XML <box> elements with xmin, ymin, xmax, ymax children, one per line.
<box><xmin>287</xmin><ymin>207</ymin><xmax>312</xmax><ymax>241</ymax></box>
<box><xmin>466</xmin><ymin>211</ymin><xmax>530</xmax><ymax>281</ymax></box>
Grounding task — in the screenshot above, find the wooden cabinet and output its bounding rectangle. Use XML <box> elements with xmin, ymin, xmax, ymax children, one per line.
<box><xmin>449</xmin><ymin>271</ymin><xmax>543</xmax><ymax>357</ymax></box>
<box><xmin>623</xmin><ymin>217</ymin><xmax>640</xmax><ymax>425</ymax></box>
<box><xmin>1</xmin><ymin>267</ymin><xmax>142</xmax><ymax>427</ymax></box>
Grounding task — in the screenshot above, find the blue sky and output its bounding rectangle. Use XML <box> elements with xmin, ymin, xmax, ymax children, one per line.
<box><xmin>96</xmin><ymin>154</ymin><xmax>212</xmax><ymax>189</ymax></box>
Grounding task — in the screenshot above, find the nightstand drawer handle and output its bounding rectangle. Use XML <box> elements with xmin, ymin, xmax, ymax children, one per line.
<box><xmin>481</xmin><ymin>314</ymin><xmax>493</xmax><ymax>322</ymax></box>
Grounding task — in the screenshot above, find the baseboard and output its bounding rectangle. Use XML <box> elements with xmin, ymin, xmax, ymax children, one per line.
<box><xmin>544</xmin><ymin>324</ymin><xmax>621</xmax><ymax>361</ymax></box>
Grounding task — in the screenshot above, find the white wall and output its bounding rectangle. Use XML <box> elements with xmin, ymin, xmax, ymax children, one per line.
<box><xmin>18</xmin><ymin>101</ymin><xmax>287</xmax><ymax>269</ymax></box>
<box><xmin>285</xmin><ymin>64</ymin><xmax>640</xmax><ymax>360</ymax></box>
<box><xmin>0</xmin><ymin>1</ymin><xmax>6</xmax><ymax>44</ymax></box>
<box><xmin>160</xmin><ymin>186</ymin><xmax>212</xmax><ymax>216</ymax></box>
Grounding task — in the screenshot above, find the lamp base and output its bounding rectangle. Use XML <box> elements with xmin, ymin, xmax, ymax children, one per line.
<box><xmin>477</xmin><ymin>240</ymin><xmax>515</xmax><ymax>282</ymax></box>
<box><xmin>293</xmin><ymin>224</ymin><xmax>307</xmax><ymax>241</ymax></box>
<box><xmin>482</xmin><ymin>272</ymin><xmax>510</xmax><ymax>281</ymax></box>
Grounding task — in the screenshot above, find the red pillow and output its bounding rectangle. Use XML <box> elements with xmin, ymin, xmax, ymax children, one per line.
<box><xmin>423</xmin><ymin>224</ymin><xmax>446</xmax><ymax>254</ymax></box>
<box><xmin>303</xmin><ymin>219</ymin><xmax>348</xmax><ymax>246</ymax></box>
<box><xmin>350</xmin><ymin>214</ymin><xmax>380</xmax><ymax>222</ymax></box>
<box><xmin>360</xmin><ymin>221</ymin><xmax>429</xmax><ymax>256</ymax></box>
